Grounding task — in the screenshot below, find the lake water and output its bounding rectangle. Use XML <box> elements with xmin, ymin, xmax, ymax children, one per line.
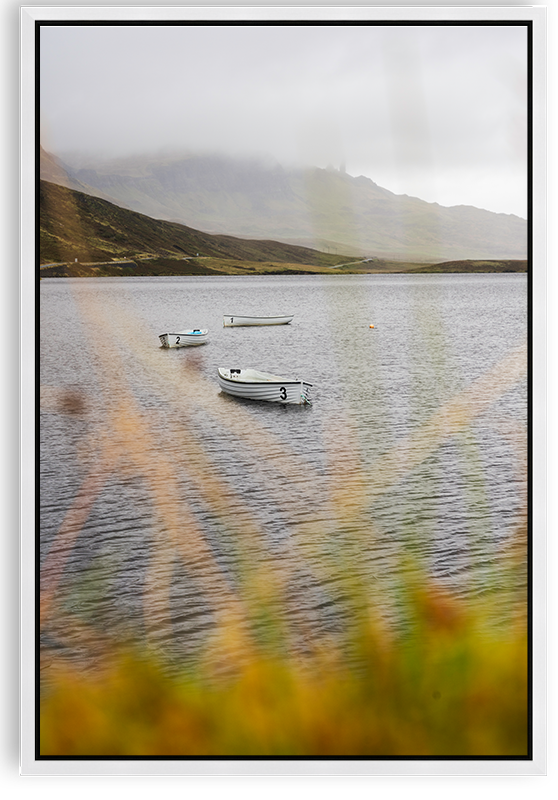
<box><xmin>39</xmin><ymin>274</ymin><xmax>528</xmax><ymax>674</ymax></box>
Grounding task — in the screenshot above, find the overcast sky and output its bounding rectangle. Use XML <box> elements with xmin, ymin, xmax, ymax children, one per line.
<box><xmin>40</xmin><ymin>24</ymin><xmax>528</xmax><ymax>218</ymax></box>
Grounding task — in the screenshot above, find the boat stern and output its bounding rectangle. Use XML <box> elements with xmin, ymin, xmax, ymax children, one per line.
<box><xmin>300</xmin><ymin>381</ymin><xmax>312</xmax><ymax>405</ymax></box>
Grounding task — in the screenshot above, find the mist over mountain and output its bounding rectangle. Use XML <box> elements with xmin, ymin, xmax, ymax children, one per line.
<box><xmin>42</xmin><ymin>149</ymin><xmax>527</xmax><ymax>261</ymax></box>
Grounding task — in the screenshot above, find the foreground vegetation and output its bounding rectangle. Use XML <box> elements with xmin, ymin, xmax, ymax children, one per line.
<box><xmin>40</xmin><ymin>569</ymin><xmax>528</xmax><ymax>756</ymax></box>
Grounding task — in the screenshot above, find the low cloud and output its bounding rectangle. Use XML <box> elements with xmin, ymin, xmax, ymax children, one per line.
<box><xmin>40</xmin><ymin>24</ymin><xmax>528</xmax><ymax>217</ymax></box>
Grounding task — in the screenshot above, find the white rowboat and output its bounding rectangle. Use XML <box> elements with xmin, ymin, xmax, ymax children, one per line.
<box><xmin>159</xmin><ymin>329</ymin><xmax>208</xmax><ymax>348</ymax></box>
<box><xmin>223</xmin><ymin>314</ymin><xmax>293</xmax><ymax>327</ymax></box>
<box><xmin>217</xmin><ymin>368</ymin><xmax>312</xmax><ymax>405</ymax></box>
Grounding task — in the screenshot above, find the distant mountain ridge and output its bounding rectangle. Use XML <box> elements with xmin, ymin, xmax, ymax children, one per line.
<box><xmin>41</xmin><ymin>148</ymin><xmax>527</xmax><ymax>261</ymax></box>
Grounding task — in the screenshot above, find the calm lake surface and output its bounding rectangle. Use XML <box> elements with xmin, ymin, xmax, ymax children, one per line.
<box><xmin>39</xmin><ymin>274</ymin><xmax>528</xmax><ymax>672</ymax></box>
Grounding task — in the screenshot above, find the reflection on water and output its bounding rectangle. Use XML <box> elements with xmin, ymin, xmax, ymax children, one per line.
<box><xmin>39</xmin><ymin>275</ymin><xmax>527</xmax><ymax>676</ymax></box>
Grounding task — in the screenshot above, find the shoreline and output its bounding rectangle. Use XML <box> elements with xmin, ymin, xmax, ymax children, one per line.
<box><xmin>38</xmin><ymin>258</ymin><xmax>528</xmax><ymax>278</ymax></box>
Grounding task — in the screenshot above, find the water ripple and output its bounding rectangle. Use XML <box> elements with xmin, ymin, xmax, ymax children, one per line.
<box><xmin>40</xmin><ymin>274</ymin><xmax>528</xmax><ymax>668</ymax></box>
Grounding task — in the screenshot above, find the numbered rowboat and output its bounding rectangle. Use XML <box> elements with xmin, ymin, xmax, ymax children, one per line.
<box><xmin>223</xmin><ymin>315</ymin><xmax>293</xmax><ymax>327</ymax></box>
<box><xmin>217</xmin><ymin>368</ymin><xmax>312</xmax><ymax>405</ymax></box>
<box><xmin>159</xmin><ymin>329</ymin><xmax>208</xmax><ymax>347</ymax></box>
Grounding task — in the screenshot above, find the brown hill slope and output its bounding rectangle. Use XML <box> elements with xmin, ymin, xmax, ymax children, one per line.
<box><xmin>39</xmin><ymin>180</ymin><xmax>353</xmax><ymax>267</ymax></box>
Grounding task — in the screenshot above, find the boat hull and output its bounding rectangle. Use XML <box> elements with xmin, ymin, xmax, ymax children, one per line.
<box><xmin>223</xmin><ymin>315</ymin><xmax>293</xmax><ymax>327</ymax></box>
<box><xmin>159</xmin><ymin>329</ymin><xmax>208</xmax><ymax>347</ymax></box>
<box><xmin>217</xmin><ymin>368</ymin><xmax>311</xmax><ymax>405</ymax></box>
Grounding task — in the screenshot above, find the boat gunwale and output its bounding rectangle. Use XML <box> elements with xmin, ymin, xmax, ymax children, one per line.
<box><xmin>219</xmin><ymin>377</ymin><xmax>313</xmax><ymax>388</ymax></box>
<box><xmin>222</xmin><ymin>314</ymin><xmax>294</xmax><ymax>327</ymax></box>
<box><xmin>160</xmin><ymin>329</ymin><xmax>208</xmax><ymax>336</ymax></box>
<box><xmin>218</xmin><ymin>369</ymin><xmax>311</xmax><ymax>387</ymax></box>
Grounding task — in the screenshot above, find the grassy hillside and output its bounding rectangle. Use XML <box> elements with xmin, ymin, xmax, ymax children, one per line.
<box><xmin>39</xmin><ymin>180</ymin><xmax>528</xmax><ymax>277</ymax></box>
<box><xmin>411</xmin><ymin>259</ymin><xmax>527</xmax><ymax>273</ymax></box>
<box><xmin>39</xmin><ymin>180</ymin><xmax>354</xmax><ymax>268</ymax></box>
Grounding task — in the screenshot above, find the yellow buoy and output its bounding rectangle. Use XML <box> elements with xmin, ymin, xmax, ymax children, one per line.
<box><xmin>369</xmin><ymin>324</ymin><xmax>375</xmax><ymax>328</ymax></box>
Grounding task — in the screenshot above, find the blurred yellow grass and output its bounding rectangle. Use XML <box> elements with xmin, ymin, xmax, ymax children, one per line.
<box><xmin>40</xmin><ymin>575</ymin><xmax>528</xmax><ymax>756</ymax></box>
